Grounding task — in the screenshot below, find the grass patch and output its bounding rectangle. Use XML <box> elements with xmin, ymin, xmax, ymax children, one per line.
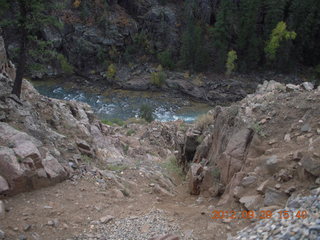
<box><xmin>122</xmin><ymin>144</ymin><xmax>129</xmax><ymax>155</ymax></box>
<box><xmin>106</xmin><ymin>164</ymin><xmax>128</xmax><ymax>172</ymax></box>
<box><xmin>81</xmin><ymin>154</ymin><xmax>93</xmax><ymax>164</ymax></box>
<box><xmin>195</xmin><ymin>113</ymin><xmax>212</xmax><ymax>131</ymax></box>
<box><xmin>126</xmin><ymin>129</ymin><xmax>136</xmax><ymax>136</ymax></box>
<box><xmin>125</xmin><ymin>118</ymin><xmax>147</xmax><ymax>125</ymax></box>
<box><xmin>161</xmin><ymin>156</ymin><xmax>184</xmax><ymax>178</ymax></box>
<box><xmin>251</xmin><ymin>122</ymin><xmax>266</xmax><ymax>137</ymax></box>
<box><xmin>101</xmin><ymin>118</ymin><xmax>124</xmax><ymax>126</ymax></box>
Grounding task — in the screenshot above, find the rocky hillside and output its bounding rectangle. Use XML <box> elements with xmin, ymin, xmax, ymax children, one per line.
<box><xmin>179</xmin><ymin>79</ymin><xmax>320</xmax><ymax>212</ymax></box>
<box><xmin>0</xmin><ymin>34</ymin><xmax>180</xmax><ymax>197</ymax></box>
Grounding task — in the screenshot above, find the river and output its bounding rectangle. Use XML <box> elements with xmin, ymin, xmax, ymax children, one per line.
<box><xmin>32</xmin><ymin>79</ymin><xmax>213</xmax><ymax>123</ymax></box>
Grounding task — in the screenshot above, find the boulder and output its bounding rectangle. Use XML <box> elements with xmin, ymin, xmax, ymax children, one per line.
<box><xmin>301</xmin><ymin>154</ymin><xmax>320</xmax><ymax>177</ymax></box>
<box><xmin>41</xmin><ymin>152</ymin><xmax>67</xmax><ymax>181</ymax></box>
<box><xmin>188</xmin><ymin>163</ymin><xmax>204</xmax><ymax>195</ymax></box>
<box><xmin>13</xmin><ymin>141</ymin><xmax>41</xmax><ymax>162</ymax></box>
<box><xmin>239</xmin><ymin>195</ymin><xmax>263</xmax><ymax>210</ymax></box>
<box><xmin>264</xmin><ymin>187</ymin><xmax>288</xmax><ymax>207</ymax></box>
<box><xmin>0</xmin><ymin>147</ymin><xmax>24</xmax><ymax>190</ymax></box>
<box><xmin>301</xmin><ymin>82</ymin><xmax>314</xmax><ymax>91</ymax></box>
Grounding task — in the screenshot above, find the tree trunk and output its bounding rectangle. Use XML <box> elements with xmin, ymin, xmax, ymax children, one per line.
<box><xmin>11</xmin><ymin>1</ymin><xmax>27</xmax><ymax>99</ymax></box>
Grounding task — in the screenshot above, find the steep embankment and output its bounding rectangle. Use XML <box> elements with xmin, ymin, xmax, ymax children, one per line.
<box><xmin>179</xmin><ymin>80</ymin><xmax>320</xmax><ymax>238</ymax></box>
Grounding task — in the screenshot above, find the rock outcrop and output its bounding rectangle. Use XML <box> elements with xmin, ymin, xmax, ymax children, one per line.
<box><xmin>179</xmin><ymin>80</ymin><xmax>320</xmax><ymax>212</ymax></box>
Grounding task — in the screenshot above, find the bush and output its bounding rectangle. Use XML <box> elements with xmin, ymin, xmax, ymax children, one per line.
<box><xmin>150</xmin><ymin>65</ymin><xmax>166</xmax><ymax>87</ymax></box>
<box><xmin>101</xmin><ymin>118</ymin><xmax>124</xmax><ymax>126</ymax></box>
<box><xmin>139</xmin><ymin>104</ymin><xmax>154</xmax><ymax>123</ymax></box>
<box><xmin>161</xmin><ymin>156</ymin><xmax>184</xmax><ymax>178</ymax></box>
<box><xmin>195</xmin><ymin>113</ymin><xmax>213</xmax><ymax>131</ymax></box>
<box><xmin>107</xmin><ymin>63</ymin><xmax>116</xmax><ymax>79</ymax></box>
<box><xmin>157</xmin><ymin>50</ymin><xmax>175</xmax><ymax>70</ymax></box>
<box><xmin>57</xmin><ymin>54</ymin><xmax>74</xmax><ymax>74</ymax></box>
<box><xmin>226</xmin><ymin>50</ymin><xmax>237</xmax><ymax>75</ymax></box>
<box><xmin>265</xmin><ymin>21</ymin><xmax>296</xmax><ymax>62</ymax></box>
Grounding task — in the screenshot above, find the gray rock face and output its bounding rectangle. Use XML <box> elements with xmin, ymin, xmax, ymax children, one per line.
<box><xmin>239</xmin><ymin>195</ymin><xmax>262</xmax><ymax>210</ymax></box>
<box><xmin>142</xmin><ymin>6</ymin><xmax>179</xmax><ymax>52</ymax></box>
<box><xmin>0</xmin><ymin>36</ymin><xmax>6</xmax><ymax>66</ymax></box>
<box><xmin>0</xmin><ymin>176</ymin><xmax>9</xmax><ymax>194</ymax></box>
<box><xmin>188</xmin><ymin>163</ymin><xmax>203</xmax><ymax>195</ymax></box>
<box><xmin>264</xmin><ymin>187</ymin><xmax>288</xmax><ymax>207</ymax></box>
<box><xmin>301</xmin><ymin>82</ymin><xmax>314</xmax><ymax>91</ymax></box>
<box><xmin>301</xmin><ymin>154</ymin><xmax>320</xmax><ymax>177</ymax></box>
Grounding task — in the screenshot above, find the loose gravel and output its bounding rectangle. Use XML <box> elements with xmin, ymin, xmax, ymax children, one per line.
<box><xmin>232</xmin><ymin>188</ymin><xmax>320</xmax><ymax>240</ymax></box>
<box><xmin>73</xmin><ymin>209</ymin><xmax>186</xmax><ymax>240</ymax></box>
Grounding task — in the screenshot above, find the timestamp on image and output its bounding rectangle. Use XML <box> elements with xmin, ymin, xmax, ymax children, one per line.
<box><xmin>211</xmin><ymin>210</ymin><xmax>309</xmax><ymax>220</ymax></box>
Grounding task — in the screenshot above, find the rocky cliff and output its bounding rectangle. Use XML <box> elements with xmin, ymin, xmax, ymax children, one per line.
<box><xmin>0</xmin><ymin>34</ymin><xmax>181</xmax><ymax>197</ymax></box>
<box><xmin>179</xmin><ymin>80</ymin><xmax>320</xmax><ymax>211</ymax></box>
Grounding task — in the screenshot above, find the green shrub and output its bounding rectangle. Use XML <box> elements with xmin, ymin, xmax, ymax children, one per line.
<box><xmin>150</xmin><ymin>65</ymin><xmax>166</xmax><ymax>87</ymax></box>
<box><xmin>139</xmin><ymin>104</ymin><xmax>154</xmax><ymax>123</ymax></box>
<box><xmin>226</xmin><ymin>50</ymin><xmax>237</xmax><ymax>75</ymax></box>
<box><xmin>195</xmin><ymin>113</ymin><xmax>213</xmax><ymax>131</ymax></box>
<box><xmin>57</xmin><ymin>54</ymin><xmax>74</xmax><ymax>74</ymax></box>
<box><xmin>126</xmin><ymin>129</ymin><xmax>136</xmax><ymax>136</ymax></box>
<box><xmin>157</xmin><ymin>50</ymin><xmax>175</xmax><ymax>70</ymax></box>
<box><xmin>101</xmin><ymin>118</ymin><xmax>124</xmax><ymax>126</ymax></box>
<box><xmin>107</xmin><ymin>63</ymin><xmax>116</xmax><ymax>79</ymax></box>
<box><xmin>162</xmin><ymin>156</ymin><xmax>184</xmax><ymax>177</ymax></box>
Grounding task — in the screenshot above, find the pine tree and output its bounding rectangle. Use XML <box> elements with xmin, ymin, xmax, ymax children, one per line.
<box><xmin>236</xmin><ymin>0</ymin><xmax>263</xmax><ymax>71</ymax></box>
<box><xmin>0</xmin><ymin>0</ymin><xmax>59</xmax><ymax>98</ymax></box>
<box><xmin>212</xmin><ymin>0</ymin><xmax>235</xmax><ymax>72</ymax></box>
<box><xmin>179</xmin><ymin>16</ymin><xmax>209</xmax><ymax>72</ymax></box>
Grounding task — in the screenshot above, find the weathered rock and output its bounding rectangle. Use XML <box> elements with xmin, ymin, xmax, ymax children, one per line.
<box><xmin>239</xmin><ymin>195</ymin><xmax>263</xmax><ymax>210</ymax></box>
<box><xmin>264</xmin><ymin>187</ymin><xmax>288</xmax><ymax>207</ymax></box>
<box><xmin>286</xmin><ymin>83</ymin><xmax>301</xmax><ymax>92</ymax></box>
<box><xmin>0</xmin><ymin>200</ymin><xmax>5</xmax><ymax>219</ymax></box>
<box><xmin>0</xmin><ymin>175</ymin><xmax>9</xmax><ymax>194</ymax></box>
<box><xmin>256</xmin><ymin>180</ymin><xmax>270</xmax><ymax>194</ymax></box>
<box><xmin>301</xmin><ymin>153</ymin><xmax>320</xmax><ymax>177</ymax></box>
<box><xmin>41</xmin><ymin>152</ymin><xmax>67</xmax><ymax>181</ymax></box>
<box><xmin>265</xmin><ymin>155</ymin><xmax>280</xmax><ymax>175</ymax></box>
<box><xmin>187</xmin><ymin>163</ymin><xmax>203</xmax><ymax>195</ymax></box>
<box><xmin>153</xmin><ymin>184</ymin><xmax>174</xmax><ymax>197</ymax></box>
<box><xmin>100</xmin><ymin>215</ymin><xmax>114</xmax><ymax>224</ymax></box>
<box><xmin>0</xmin><ymin>147</ymin><xmax>25</xmax><ymax>191</ymax></box>
<box><xmin>241</xmin><ymin>175</ymin><xmax>257</xmax><ymax>187</ymax></box>
<box><xmin>301</xmin><ymin>82</ymin><xmax>314</xmax><ymax>91</ymax></box>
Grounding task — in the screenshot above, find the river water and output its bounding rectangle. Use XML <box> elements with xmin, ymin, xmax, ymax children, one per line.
<box><xmin>32</xmin><ymin>80</ymin><xmax>213</xmax><ymax>122</ymax></box>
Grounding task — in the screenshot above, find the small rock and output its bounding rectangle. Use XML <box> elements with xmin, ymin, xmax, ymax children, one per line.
<box><xmin>256</xmin><ymin>180</ymin><xmax>270</xmax><ymax>194</ymax></box>
<box><xmin>18</xmin><ymin>235</ymin><xmax>27</xmax><ymax>240</ymax></box>
<box><xmin>0</xmin><ymin>201</ymin><xmax>5</xmax><ymax>219</ymax></box>
<box><xmin>0</xmin><ymin>230</ymin><xmax>5</xmax><ymax>239</ymax></box>
<box><xmin>100</xmin><ymin>215</ymin><xmax>114</xmax><ymax>224</ymax></box>
<box><xmin>284</xmin><ymin>186</ymin><xmax>296</xmax><ymax>194</ymax></box>
<box><xmin>264</xmin><ymin>187</ymin><xmax>288</xmax><ymax>207</ymax></box>
<box><xmin>23</xmin><ymin>224</ymin><xmax>31</xmax><ymax>232</ymax></box>
<box><xmin>239</xmin><ymin>195</ymin><xmax>262</xmax><ymax>210</ymax></box>
<box><xmin>301</xmin><ymin>123</ymin><xmax>311</xmax><ymax>132</ymax></box>
<box><xmin>284</xmin><ymin>134</ymin><xmax>291</xmax><ymax>142</ymax></box>
<box><xmin>275</xmin><ymin>184</ymin><xmax>281</xmax><ymax>190</ymax></box>
<box><xmin>316</xmin><ymin>177</ymin><xmax>320</xmax><ymax>185</ymax></box>
<box><xmin>241</xmin><ymin>176</ymin><xmax>257</xmax><ymax>187</ymax></box>
<box><xmin>317</xmin><ymin>129</ymin><xmax>320</xmax><ymax>135</ymax></box>
<box><xmin>301</xmin><ymin>82</ymin><xmax>314</xmax><ymax>91</ymax></box>
<box><xmin>265</xmin><ymin>156</ymin><xmax>280</xmax><ymax>174</ymax></box>
<box><xmin>268</xmin><ymin>139</ymin><xmax>278</xmax><ymax>145</ymax></box>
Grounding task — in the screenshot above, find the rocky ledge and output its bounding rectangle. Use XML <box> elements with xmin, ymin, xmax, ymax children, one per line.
<box><xmin>178</xmin><ymin>79</ymin><xmax>320</xmax><ymax>226</ymax></box>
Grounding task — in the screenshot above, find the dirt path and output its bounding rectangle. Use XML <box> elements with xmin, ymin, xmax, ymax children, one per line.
<box><xmin>0</xmin><ymin>157</ymin><xmax>249</xmax><ymax>240</ymax></box>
